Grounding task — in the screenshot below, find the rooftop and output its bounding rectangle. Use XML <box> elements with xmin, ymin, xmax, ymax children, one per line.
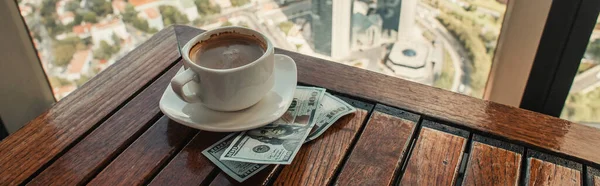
<box><xmin>52</xmin><ymin>85</ymin><xmax>76</xmax><ymax>98</ymax></box>
<box><xmin>59</xmin><ymin>11</ymin><xmax>75</xmax><ymax>20</ymax></box>
<box><xmin>144</xmin><ymin>8</ymin><xmax>160</xmax><ymax>19</ymax></box>
<box><xmin>73</xmin><ymin>23</ymin><xmax>92</xmax><ymax>35</ymax></box>
<box><xmin>112</xmin><ymin>0</ymin><xmax>127</xmax><ymax>13</ymax></box>
<box><xmin>388</xmin><ymin>40</ymin><xmax>429</xmax><ymax>68</ymax></box>
<box><xmin>68</xmin><ymin>50</ymin><xmax>91</xmax><ymax>74</ymax></box>
<box><xmin>129</xmin><ymin>0</ymin><xmax>156</xmax><ymax>7</ymax></box>
<box><xmin>93</xmin><ymin>19</ymin><xmax>123</xmax><ymax>30</ymax></box>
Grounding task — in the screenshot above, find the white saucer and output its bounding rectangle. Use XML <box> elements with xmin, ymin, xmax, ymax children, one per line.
<box><xmin>159</xmin><ymin>54</ymin><xmax>297</xmax><ymax>132</ymax></box>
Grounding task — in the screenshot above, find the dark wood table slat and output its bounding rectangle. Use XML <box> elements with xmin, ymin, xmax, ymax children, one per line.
<box><xmin>527</xmin><ymin>158</ymin><xmax>580</xmax><ymax>186</ymax></box>
<box><xmin>148</xmin><ymin>132</ymin><xmax>229</xmax><ymax>186</ymax></box>
<box><xmin>0</xmin><ymin>27</ymin><xmax>179</xmax><ymax>185</ymax></box>
<box><xmin>29</xmin><ymin>63</ymin><xmax>182</xmax><ymax>185</ymax></box>
<box><xmin>87</xmin><ymin>116</ymin><xmax>196</xmax><ymax>185</ymax></box>
<box><xmin>336</xmin><ymin>108</ymin><xmax>418</xmax><ymax>186</ymax></box>
<box><xmin>462</xmin><ymin>141</ymin><xmax>522</xmax><ymax>186</ymax></box>
<box><xmin>400</xmin><ymin>123</ymin><xmax>467</xmax><ymax>186</ymax></box>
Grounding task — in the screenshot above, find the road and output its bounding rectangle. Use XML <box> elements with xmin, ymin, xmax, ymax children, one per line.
<box><xmin>417</xmin><ymin>3</ymin><xmax>469</xmax><ymax>92</ymax></box>
<box><xmin>571</xmin><ymin>65</ymin><xmax>600</xmax><ymax>93</ymax></box>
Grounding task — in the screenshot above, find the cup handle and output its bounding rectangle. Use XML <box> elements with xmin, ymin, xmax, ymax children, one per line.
<box><xmin>171</xmin><ymin>69</ymin><xmax>201</xmax><ymax>103</ymax></box>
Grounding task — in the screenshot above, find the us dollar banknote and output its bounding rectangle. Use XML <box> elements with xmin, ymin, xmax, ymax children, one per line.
<box><xmin>202</xmin><ymin>134</ymin><xmax>269</xmax><ymax>182</ymax></box>
<box><xmin>306</xmin><ymin>93</ymin><xmax>357</xmax><ymax>142</ymax></box>
<box><xmin>219</xmin><ymin>86</ymin><xmax>326</xmax><ymax>164</ymax></box>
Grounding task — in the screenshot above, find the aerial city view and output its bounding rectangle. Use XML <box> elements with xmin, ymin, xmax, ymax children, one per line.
<box><xmin>15</xmin><ymin>0</ymin><xmax>600</xmax><ymax>123</ymax></box>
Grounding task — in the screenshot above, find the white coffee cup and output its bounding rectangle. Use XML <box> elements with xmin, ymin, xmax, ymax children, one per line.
<box><xmin>172</xmin><ymin>26</ymin><xmax>276</xmax><ymax>111</ymax></box>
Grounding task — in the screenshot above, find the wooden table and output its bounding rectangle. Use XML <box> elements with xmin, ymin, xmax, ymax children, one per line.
<box><xmin>1</xmin><ymin>26</ymin><xmax>600</xmax><ymax>186</ymax></box>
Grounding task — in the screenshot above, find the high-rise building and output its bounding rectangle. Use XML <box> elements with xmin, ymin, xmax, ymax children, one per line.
<box><xmin>310</xmin><ymin>0</ymin><xmax>352</xmax><ymax>59</ymax></box>
<box><xmin>376</xmin><ymin>0</ymin><xmax>402</xmax><ymax>33</ymax></box>
<box><xmin>310</xmin><ymin>0</ymin><xmax>333</xmax><ymax>56</ymax></box>
<box><xmin>310</xmin><ymin>0</ymin><xmax>417</xmax><ymax>58</ymax></box>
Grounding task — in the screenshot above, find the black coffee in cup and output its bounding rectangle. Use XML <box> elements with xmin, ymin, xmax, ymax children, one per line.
<box><xmin>190</xmin><ymin>32</ymin><xmax>266</xmax><ymax>69</ymax></box>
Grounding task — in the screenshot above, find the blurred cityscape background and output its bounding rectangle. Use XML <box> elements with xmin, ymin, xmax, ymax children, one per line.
<box><xmin>15</xmin><ymin>0</ymin><xmax>600</xmax><ymax>123</ymax></box>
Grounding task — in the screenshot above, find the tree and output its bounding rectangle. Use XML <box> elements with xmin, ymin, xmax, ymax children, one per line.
<box><xmin>93</xmin><ymin>41</ymin><xmax>120</xmax><ymax>60</ymax></box>
<box><xmin>195</xmin><ymin>0</ymin><xmax>221</xmax><ymax>16</ymax></box>
<box><xmin>121</xmin><ymin>4</ymin><xmax>153</xmax><ymax>33</ymax></box>
<box><xmin>53</xmin><ymin>44</ymin><xmax>76</xmax><ymax>66</ymax></box>
<box><xmin>73</xmin><ymin>12</ymin><xmax>83</xmax><ymax>25</ymax></box>
<box><xmin>112</xmin><ymin>34</ymin><xmax>121</xmax><ymax>46</ymax></box>
<box><xmin>40</xmin><ymin>0</ymin><xmax>59</xmax><ymax>18</ymax></box>
<box><xmin>82</xmin><ymin>11</ymin><xmax>97</xmax><ymax>23</ymax></box>
<box><xmin>48</xmin><ymin>76</ymin><xmax>72</xmax><ymax>87</ymax></box>
<box><xmin>65</xmin><ymin>1</ymin><xmax>80</xmax><ymax>12</ymax></box>
<box><xmin>222</xmin><ymin>21</ymin><xmax>233</xmax><ymax>26</ymax></box>
<box><xmin>75</xmin><ymin>75</ymin><xmax>92</xmax><ymax>87</ymax></box>
<box><xmin>159</xmin><ymin>6</ymin><xmax>190</xmax><ymax>26</ymax></box>
<box><xmin>230</xmin><ymin>0</ymin><xmax>250</xmax><ymax>7</ymax></box>
<box><xmin>278</xmin><ymin>21</ymin><xmax>294</xmax><ymax>35</ymax></box>
<box><xmin>132</xmin><ymin>18</ymin><xmax>150</xmax><ymax>32</ymax></box>
<box><xmin>122</xmin><ymin>4</ymin><xmax>138</xmax><ymax>23</ymax></box>
<box><xmin>88</xmin><ymin>0</ymin><xmax>112</xmax><ymax>16</ymax></box>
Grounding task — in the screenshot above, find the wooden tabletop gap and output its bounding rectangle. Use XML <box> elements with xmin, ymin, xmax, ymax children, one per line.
<box><xmin>518</xmin><ymin>148</ymin><xmax>530</xmax><ymax>186</ymax></box>
<box><xmin>394</xmin><ymin>116</ymin><xmax>423</xmax><ymax>185</ymax></box>
<box><xmin>453</xmin><ymin>133</ymin><xmax>473</xmax><ymax>186</ymax></box>
<box><xmin>200</xmin><ymin>168</ymin><xmax>222</xmax><ymax>186</ymax></box>
<box><xmin>583</xmin><ymin>165</ymin><xmax>589</xmax><ymax>186</ymax></box>
<box><xmin>586</xmin><ymin>166</ymin><xmax>600</xmax><ymax>186</ymax></box>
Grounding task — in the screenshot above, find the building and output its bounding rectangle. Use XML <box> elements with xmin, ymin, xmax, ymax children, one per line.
<box><xmin>55</xmin><ymin>0</ymin><xmax>76</xmax><ymax>25</ymax></box>
<box><xmin>129</xmin><ymin>0</ymin><xmax>157</xmax><ymax>8</ymax></box>
<box><xmin>351</xmin><ymin>13</ymin><xmax>382</xmax><ymax>50</ymax></box>
<box><xmin>112</xmin><ymin>0</ymin><xmax>127</xmax><ymax>15</ymax></box>
<box><xmin>129</xmin><ymin>0</ymin><xmax>198</xmax><ymax>21</ymax></box>
<box><xmin>19</xmin><ymin>5</ymin><xmax>33</xmax><ymax>16</ymax></box>
<box><xmin>139</xmin><ymin>8</ymin><xmax>164</xmax><ymax>30</ymax></box>
<box><xmin>52</xmin><ymin>85</ymin><xmax>76</xmax><ymax>100</ymax></box>
<box><xmin>55</xmin><ymin>0</ymin><xmax>71</xmax><ymax>16</ymax></box>
<box><xmin>384</xmin><ymin>40</ymin><xmax>433</xmax><ymax>85</ymax></box>
<box><xmin>58</xmin><ymin>12</ymin><xmax>75</xmax><ymax>25</ymax></box>
<box><xmin>310</xmin><ymin>0</ymin><xmax>351</xmax><ymax>59</ymax></box>
<box><xmin>376</xmin><ymin>0</ymin><xmax>402</xmax><ymax>35</ymax></box>
<box><xmin>212</xmin><ymin>0</ymin><xmax>232</xmax><ymax>8</ymax></box>
<box><xmin>179</xmin><ymin>0</ymin><xmax>199</xmax><ymax>20</ymax></box>
<box><xmin>65</xmin><ymin>50</ymin><xmax>92</xmax><ymax>80</ymax></box>
<box><xmin>91</xmin><ymin>19</ymin><xmax>130</xmax><ymax>48</ymax></box>
<box><xmin>73</xmin><ymin>23</ymin><xmax>93</xmax><ymax>38</ymax></box>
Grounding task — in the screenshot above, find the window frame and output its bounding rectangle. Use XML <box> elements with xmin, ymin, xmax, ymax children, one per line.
<box><xmin>0</xmin><ymin>0</ymin><xmax>56</xmax><ymax>133</ymax></box>
<box><xmin>520</xmin><ymin>0</ymin><xmax>600</xmax><ymax>117</ymax></box>
<box><xmin>483</xmin><ymin>0</ymin><xmax>555</xmax><ymax>106</ymax></box>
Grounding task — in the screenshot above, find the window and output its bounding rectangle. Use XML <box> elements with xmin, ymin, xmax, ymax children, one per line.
<box><xmin>16</xmin><ymin>0</ymin><xmax>507</xmax><ymax>100</ymax></box>
<box><xmin>561</xmin><ymin>16</ymin><xmax>600</xmax><ymax>125</ymax></box>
